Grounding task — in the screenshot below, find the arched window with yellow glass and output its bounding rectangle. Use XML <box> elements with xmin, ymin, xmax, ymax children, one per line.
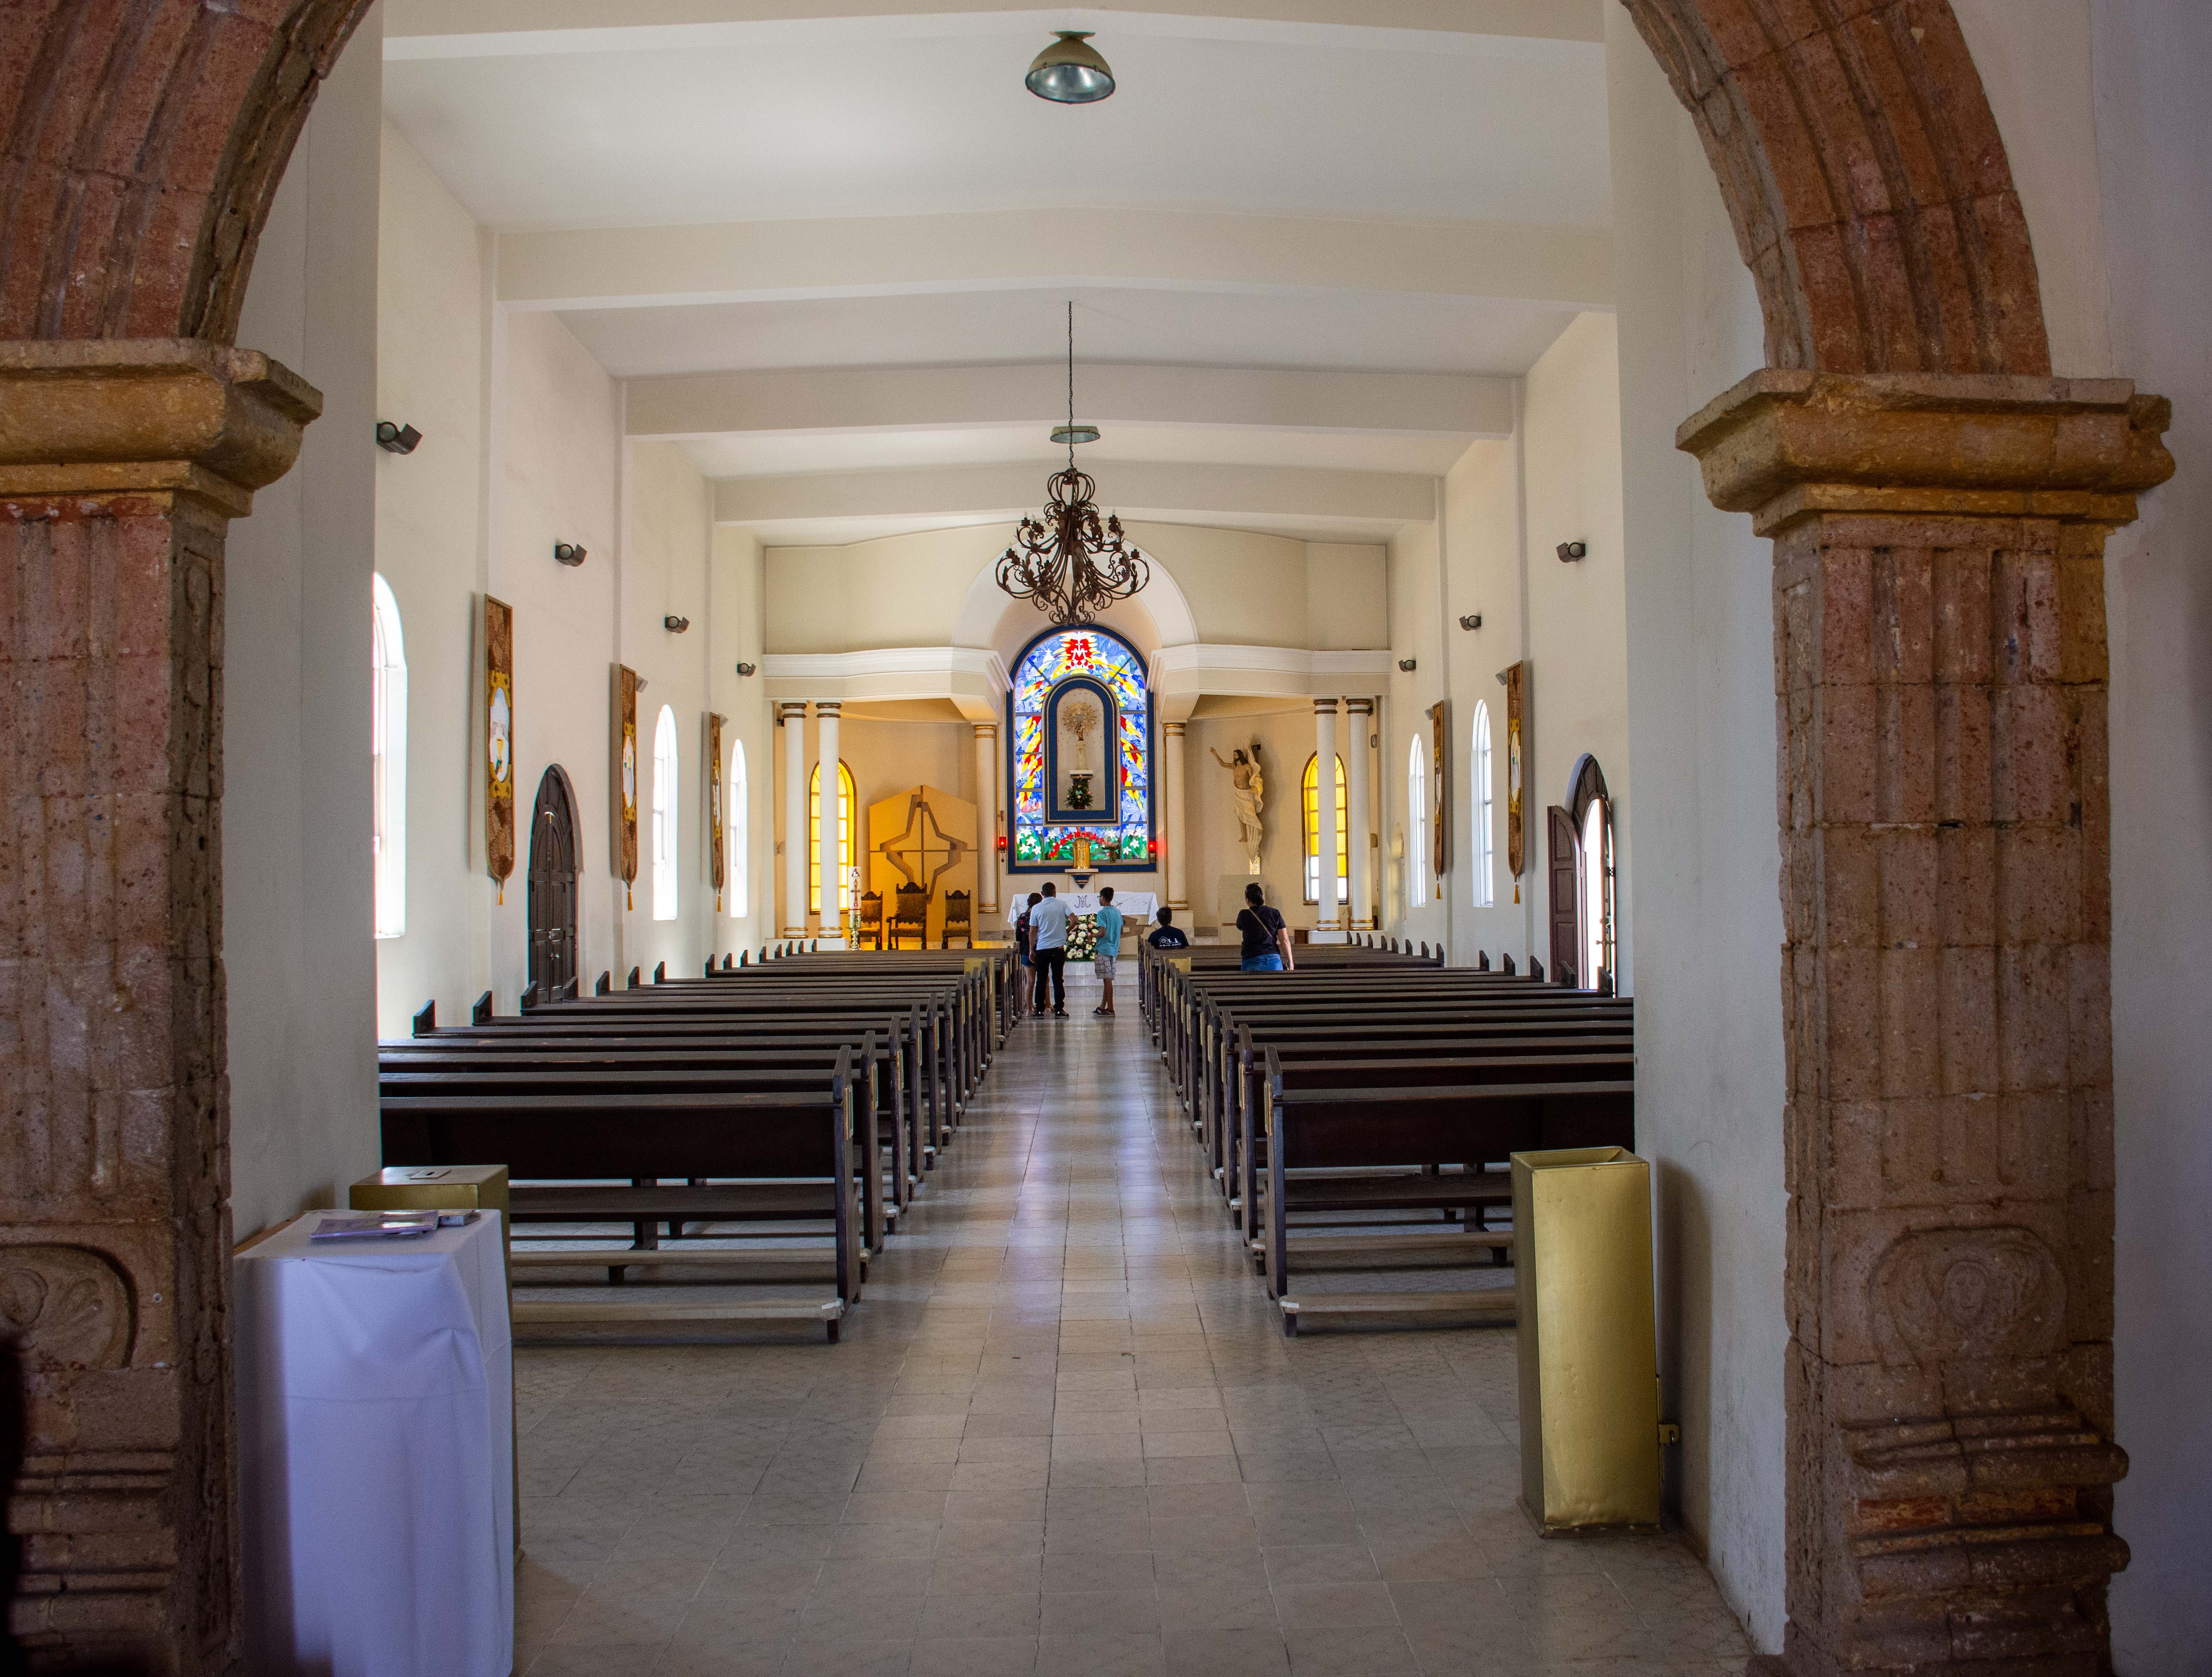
<box><xmin>808</xmin><ymin>760</ymin><xmax>857</xmax><ymax>917</ymax></box>
<box><xmin>1301</xmin><ymin>752</ymin><xmax>1349</xmax><ymax>906</ymax></box>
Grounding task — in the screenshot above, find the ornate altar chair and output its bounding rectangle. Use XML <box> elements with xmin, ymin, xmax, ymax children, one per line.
<box><xmin>855</xmin><ymin>891</ymin><xmax>884</xmax><ymax>950</ymax></box>
<box><xmin>888</xmin><ymin>884</ymin><xmax>929</xmax><ymax>949</ymax></box>
<box><xmin>941</xmin><ymin>890</ymin><xmax>973</xmax><ymax>949</ymax></box>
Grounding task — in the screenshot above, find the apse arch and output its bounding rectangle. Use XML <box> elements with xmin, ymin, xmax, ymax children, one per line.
<box><xmin>953</xmin><ymin>539</ymin><xmax>1198</xmax><ymax>656</ymax></box>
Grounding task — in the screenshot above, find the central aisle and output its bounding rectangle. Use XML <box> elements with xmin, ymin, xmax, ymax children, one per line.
<box><xmin>512</xmin><ymin>1007</ymin><xmax>1751</xmax><ymax>1676</ymax></box>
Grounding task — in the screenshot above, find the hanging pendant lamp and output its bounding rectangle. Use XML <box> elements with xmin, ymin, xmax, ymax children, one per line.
<box><xmin>995</xmin><ymin>304</ymin><xmax>1149</xmax><ymax>625</ymax></box>
<box><xmin>1025</xmin><ymin>31</ymin><xmax>1115</xmax><ymax>103</ymax></box>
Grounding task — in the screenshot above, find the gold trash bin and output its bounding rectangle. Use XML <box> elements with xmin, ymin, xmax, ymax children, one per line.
<box><xmin>350</xmin><ymin>1166</ymin><xmax>520</xmax><ymax>1561</ymax></box>
<box><xmin>1511</xmin><ymin>1146</ymin><xmax>1662</xmax><ymax>1535</ymax></box>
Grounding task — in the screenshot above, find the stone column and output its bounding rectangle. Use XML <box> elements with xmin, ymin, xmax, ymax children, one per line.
<box><xmin>1346</xmin><ymin>698</ymin><xmax>1374</xmax><ymax>930</ymax></box>
<box><xmin>0</xmin><ymin>341</ymin><xmax>320</xmax><ymax>1672</ymax></box>
<box><xmin>1679</xmin><ymin>371</ymin><xmax>2172</xmax><ymax>1677</ymax></box>
<box><xmin>1314</xmin><ymin>699</ymin><xmax>1341</xmax><ymax>940</ymax></box>
<box><xmin>1163</xmin><ymin>721</ymin><xmax>1188</xmax><ymax>911</ymax></box>
<box><xmin>974</xmin><ymin>722</ymin><xmax>999</xmax><ymax>914</ymax></box>
<box><xmin>814</xmin><ymin>700</ymin><xmax>843</xmax><ymax>946</ymax></box>
<box><xmin>779</xmin><ymin>702</ymin><xmax>808</xmax><ymax>937</ymax></box>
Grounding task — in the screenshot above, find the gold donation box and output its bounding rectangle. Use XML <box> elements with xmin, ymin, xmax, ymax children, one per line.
<box><xmin>1511</xmin><ymin>1147</ymin><xmax>1662</xmax><ymax>1534</ymax></box>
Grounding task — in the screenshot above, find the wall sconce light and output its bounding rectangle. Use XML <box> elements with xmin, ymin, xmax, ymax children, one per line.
<box><xmin>635</xmin><ymin>676</ymin><xmax>649</xmax><ymax>692</ymax></box>
<box><xmin>554</xmin><ymin>543</ymin><xmax>587</xmax><ymax>567</ymax></box>
<box><xmin>1458</xmin><ymin>614</ymin><xmax>1483</xmax><ymax>630</ymax></box>
<box><xmin>375</xmin><ymin>421</ymin><xmax>422</xmax><ymax>454</ymax></box>
<box><xmin>734</xmin><ymin>661</ymin><xmax>757</xmax><ymax>677</ymax></box>
<box><xmin>1397</xmin><ymin>658</ymin><xmax>1417</xmax><ymax>672</ymax></box>
<box><xmin>1557</xmin><ymin>541</ymin><xmax>1587</xmax><ymax>562</ymax></box>
<box><xmin>664</xmin><ymin>615</ymin><xmax>690</xmax><ymax>633</ymax></box>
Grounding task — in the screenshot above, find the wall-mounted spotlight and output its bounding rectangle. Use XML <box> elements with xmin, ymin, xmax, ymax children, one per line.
<box><xmin>1557</xmin><ymin>541</ymin><xmax>1587</xmax><ymax>562</ymax></box>
<box><xmin>554</xmin><ymin>543</ymin><xmax>587</xmax><ymax>567</ymax></box>
<box><xmin>1458</xmin><ymin>614</ymin><xmax>1483</xmax><ymax>630</ymax></box>
<box><xmin>375</xmin><ymin>421</ymin><xmax>422</xmax><ymax>455</ymax></box>
<box><xmin>664</xmin><ymin>615</ymin><xmax>691</xmax><ymax>634</ymax></box>
<box><xmin>734</xmin><ymin>662</ymin><xmax>758</xmax><ymax>677</ymax></box>
<box><xmin>636</xmin><ymin>676</ymin><xmax>649</xmax><ymax>692</ymax></box>
<box><xmin>1397</xmin><ymin>658</ymin><xmax>1417</xmax><ymax>673</ymax></box>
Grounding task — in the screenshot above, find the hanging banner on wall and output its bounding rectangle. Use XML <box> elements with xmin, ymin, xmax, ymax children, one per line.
<box><xmin>615</xmin><ymin>665</ymin><xmax>638</xmax><ymax>909</ymax></box>
<box><xmin>1505</xmin><ymin>661</ymin><xmax>1528</xmax><ymax>897</ymax></box>
<box><xmin>708</xmin><ymin>712</ymin><xmax>726</xmax><ymax>912</ymax></box>
<box><xmin>1428</xmin><ymin>700</ymin><xmax>1450</xmax><ymax>881</ymax></box>
<box><xmin>485</xmin><ymin>596</ymin><xmax>515</xmax><ymax>903</ymax></box>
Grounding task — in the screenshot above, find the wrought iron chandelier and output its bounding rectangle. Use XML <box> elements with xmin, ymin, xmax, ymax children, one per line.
<box><xmin>995</xmin><ymin>304</ymin><xmax>1149</xmax><ymax>625</ymax></box>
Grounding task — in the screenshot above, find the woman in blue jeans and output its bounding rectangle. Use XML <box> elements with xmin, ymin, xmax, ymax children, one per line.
<box><xmin>1234</xmin><ymin>881</ymin><xmax>1295</xmax><ymax>972</ymax></box>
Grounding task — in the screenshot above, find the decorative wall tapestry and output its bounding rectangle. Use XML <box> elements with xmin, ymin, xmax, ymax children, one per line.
<box><xmin>615</xmin><ymin>665</ymin><xmax>638</xmax><ymax>909</ymax></box>
<box><xmin>1008</xmin><ymin>626</ymin><xmax>1153</xmax><ymax>870</ymax></box>
<box><xmin>708</xmin><ymin>713</ymin><xmax>726</xmax><ymax>911</ymax></box>
<box><xmin>485</xmin><ymin>596</ymin><xmax>514</xmax><ymax>903</ymax></box>
<box><xmin>1505</xmin><ymin>661</ymin><xmax>1527</xmax><ymax>901</ymax></box>
<box><xmin>1429</xmin><ymin>701</ymin><xmax>1449</xmax><ymax>880</ymax></box>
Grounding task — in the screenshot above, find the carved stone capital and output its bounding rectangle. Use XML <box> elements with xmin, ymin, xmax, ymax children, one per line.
<box><xmin>0</xmin><ymin>338</ymin><xmax>321</xmax><ymax>518</ymax></box>
<box><xmin>1676</xmin><ymin>371</ymin><xmax>2173</xmax><ymax>536</ymax></box>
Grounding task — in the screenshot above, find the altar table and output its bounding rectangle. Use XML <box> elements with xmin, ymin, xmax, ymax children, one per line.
<box><xmin>235</xmin><ymin>1211</ymin><xmax>514</xmax><ymax>1677</ymax></box>
<box><xmin>1003</xmin><ymin>890</ymin><xmax>1159</xmax><ymax>934</ymax></box>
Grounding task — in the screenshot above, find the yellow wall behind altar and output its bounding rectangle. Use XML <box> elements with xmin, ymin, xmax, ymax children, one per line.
<box><xmin>864</xmin><ymin>785</ymin><xmax>977</xmax><ymax>945</ymax></box>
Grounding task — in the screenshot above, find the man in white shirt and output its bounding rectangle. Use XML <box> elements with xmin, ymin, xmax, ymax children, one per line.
<box><xmin>1029</xmin><ymin>882</ymin><xmax>1070</xmax><ymax>1018</ymax></box>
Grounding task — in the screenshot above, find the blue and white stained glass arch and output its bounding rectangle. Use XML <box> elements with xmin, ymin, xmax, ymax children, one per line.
<box><xmin>1008</xmin><ymin>626</ymin><xmax>1153</xmax><ymax>869</ymax></box>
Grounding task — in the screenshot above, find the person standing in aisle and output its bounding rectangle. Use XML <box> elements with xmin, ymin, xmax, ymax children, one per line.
<box><xmin>1090</xmin><ymin>886</ymin><xmax>1124</xmax><ymax>1017</ymax></box>
<box><xmin>1236</xmin><ymin>881</ymin><xmax>1295</xmax><ymax>972</ymax></box>
<box><xmin>1030</xmin><ymin>882</ymin><xmax>1070</xmax><ymax>1017</ymax></box>
<box><xmin>1014</xmin><ymin>892</ymin><xmax>1042</xmax><ymax>1018</ymax></box>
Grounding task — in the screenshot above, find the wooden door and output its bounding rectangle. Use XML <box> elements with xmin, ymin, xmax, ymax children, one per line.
<box><xmin>1547</xmin><ymin>804</ymin><xmax>1581</xmax><ymax>988</ymax></box>
<box><xmin>528</xmin><ymin>766</ymin><xmax>580</xmax><ymax>1001</ymax></box>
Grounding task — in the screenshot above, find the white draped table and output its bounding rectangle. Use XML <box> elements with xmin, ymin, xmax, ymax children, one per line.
<box><xmin>235</xmin><ymin>1212</ymin><xmax>514</xmax><ymax>1677</ymax></box>
<box><xmin>1002</xmin><ymin>890</ymin><xmax>1159</xmax><ymax>939</ymax></box>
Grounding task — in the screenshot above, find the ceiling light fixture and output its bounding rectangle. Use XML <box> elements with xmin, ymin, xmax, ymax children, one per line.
<box><xmin>1025</xmin><ymin>31</ymin><xmax>1115</xmax><ymax>104</ymax></box>
<box><xmin>996</xmin><ymin>304</ymin><xmax>1148</xmax><ymax>626</ymax></box>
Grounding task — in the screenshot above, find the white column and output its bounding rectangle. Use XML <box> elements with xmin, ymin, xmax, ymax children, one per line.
<box><xmin>814</xmin><ymin>700</ymin><xmax>843</xmax><ymax>946</ymax></box>
<box><xmin>974</xmin><ymin>722</ymin><xmax>1000</xmax><ymax>914</ymax></box>
<box><xmin>780</xmin><ymin>703</ymin><xmax>808</xmax><ymax>937</ymax></box>
<box><xmin>1346</xmin><ymin>698</ymin><xmax>1374</xmax><ymax>930</ymax></box>
<box><xmin>1314</xmin><ymin>698</ymin><xmax>1342</xmax><ymax>941</ymax></box>
<box><xmin>1163</xmin><ymin>721</ymin><xmax>1188</xmax><ymax>911</ymax></box>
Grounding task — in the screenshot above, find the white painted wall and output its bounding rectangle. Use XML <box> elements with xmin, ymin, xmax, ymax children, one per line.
<box><xmin>2089</xmin><ymin>0</ymin><xmax>2212</xmax><ymax>1665</ymax></box>
<box><xmin>225</xmin><ymin>10</ymin><xmax>384</xmax><ymax>1239</ymax></box>
<box><xmin>1606</xmin><ymin>8</ymin><xmax>1784</xmax><ymax>1650</ymax></box>
<box><xmin>709</xmin><ymin>525</ymin><xmax>773</xmax><ymax>955</ymax></box>
<box><xmin>372</xmin><ymin>121</ymin><xmax>491</xmax><ymax>1036</ymax></box>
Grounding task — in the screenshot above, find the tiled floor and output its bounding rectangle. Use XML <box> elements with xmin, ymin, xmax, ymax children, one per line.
<box><xmin>512</xmin><ymin>987</ymin><xmax>1754</xmax><ymax>1676</ymax></box>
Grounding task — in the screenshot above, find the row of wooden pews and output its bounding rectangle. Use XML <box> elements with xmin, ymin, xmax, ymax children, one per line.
<box><xmin>1143</xmin><ymin>937</ymin><xmax>1634</xmax><ymax>1336</ymax></box>
<box><xmin>378</xmin><ymin>945</ymin><xmax>1018</xmax><ymax>1340</ymax></box>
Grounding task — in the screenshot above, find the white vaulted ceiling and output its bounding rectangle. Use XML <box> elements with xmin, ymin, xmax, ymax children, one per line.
<box><xmin>381</xmin><ymin>0</ymin><xmax>1614</xmax><ymax>540</ymax></box>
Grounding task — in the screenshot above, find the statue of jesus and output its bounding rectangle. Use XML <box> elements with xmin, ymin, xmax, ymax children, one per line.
<box><xmin>1211</xmin><ymin>742</ymin><xmax>1266</xmax><ymax>871</ymax></box>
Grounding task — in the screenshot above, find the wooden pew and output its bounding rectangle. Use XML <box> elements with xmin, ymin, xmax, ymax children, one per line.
<box><xmin>381</xmin><ymin>1049</ymin><xmax>862</xmax><ymax>1340</ymax></box>
<box><xmin>1261</xmin><ymin>1051</ymin><xmax>1634</xmax><ymax>1336</ymax></box>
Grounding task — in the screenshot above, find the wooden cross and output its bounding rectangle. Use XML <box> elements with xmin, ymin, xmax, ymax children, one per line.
<box><xmin>877</xmin><ymin>792</ymin><xmax>969</xmax><ymax>897</ymax></box>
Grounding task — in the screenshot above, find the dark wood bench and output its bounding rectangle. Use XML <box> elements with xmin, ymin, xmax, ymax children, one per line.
<box><xmin>380</xmin><ymin>1050</ymin><xmax>862</xmax><ymax>1340</ymax></box>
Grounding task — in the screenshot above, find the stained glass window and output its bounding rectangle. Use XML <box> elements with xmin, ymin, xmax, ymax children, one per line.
<box><xmin>1009</xmin><ymin>627</ymin><xmax>1152</xmax><ymax>869</ymax></box>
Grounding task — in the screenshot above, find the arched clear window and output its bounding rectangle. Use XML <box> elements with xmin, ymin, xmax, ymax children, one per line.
<box><xmin>808</xmin><ymin>761</ymin><xmax>857</xmax><ymax>916</ymax></box>
<box><xmin>1407</xmin><ymin>735</ymin><xmax>1429</xmax><ymax>908</ymax></box>
<box><xmin>651</xmin><ymin>705</ymin><xmax>678</xmax><ymax>921</ymax></box>
<box><xmin>1300</xmin><ymin>753</ymin><xmax>1349</xmax><ymax>906</ymax></box>
<box><xmin>728</xmin><ymin>739</ymin><xmax>748</xmax><ymax>919</ymax></box>
<box><xmin>1471</xmin><ymin>701</ymin><xmax>1494</xmax><ymax>908</ymax></box>
<box><xmin>370</xmin><ymin>573</ymin><xmax>407</xmax><ymax>938</ymax></box>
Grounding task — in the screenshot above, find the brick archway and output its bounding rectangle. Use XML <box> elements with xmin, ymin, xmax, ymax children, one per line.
<box><xmin>0</xmin><ymin>5</ymin><xmax>2169</xmax><ymax>1673</ymax></box>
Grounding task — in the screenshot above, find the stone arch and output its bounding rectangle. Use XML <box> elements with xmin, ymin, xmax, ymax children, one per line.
<box><xmin>3</xmin><ymin>1</ymin><xmax>2047</xmax><ymax>374</ymax></box>
<box><xmin>0</xmin><ymin>8</ymin><xmax>2170</xmax><ymax>1677</ymax></box>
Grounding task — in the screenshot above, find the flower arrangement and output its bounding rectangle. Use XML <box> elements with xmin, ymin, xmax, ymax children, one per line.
<box><xmin>1066</xmin><ymin>913</ymin><xmax>1098</xmax><ymax>961</ymax></box>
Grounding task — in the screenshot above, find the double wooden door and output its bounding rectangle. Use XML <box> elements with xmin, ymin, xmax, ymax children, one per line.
<box><xmin>528</xmin><ymin>766</ymin><xmax>579</xmax><ymax>1001</ymax></box>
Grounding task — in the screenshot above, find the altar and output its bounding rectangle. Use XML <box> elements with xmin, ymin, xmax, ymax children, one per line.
<box><xmin>1004</xmin><ymin>890</ymin><xmax>1158</xmax><ymax>945</ymax></box>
